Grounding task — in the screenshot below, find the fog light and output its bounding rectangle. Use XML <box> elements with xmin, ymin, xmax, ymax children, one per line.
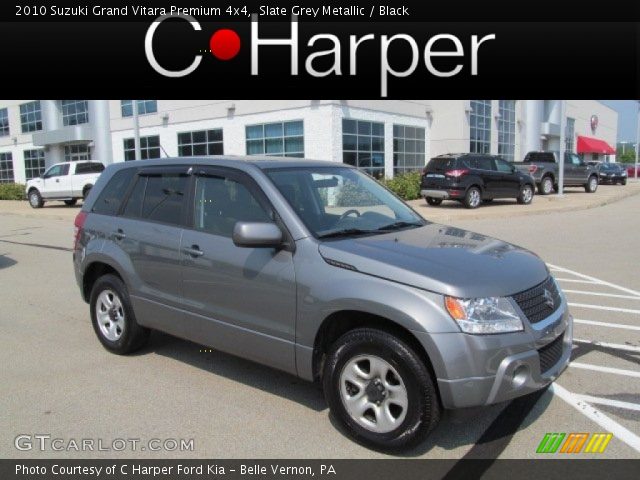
<box><xmin>512</xmin><ymin>365</ymin><xmax>529</xmax><ymax>388</ymax></box>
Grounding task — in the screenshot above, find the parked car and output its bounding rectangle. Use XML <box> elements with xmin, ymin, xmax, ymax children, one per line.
<box><xmin>73</xmin><ymin>157</ymin><xmax>572</xmax><ymax>450</ymax></box>
<box><xmin>624</xmin><ymin>163</ymin><xmax>640</xmax><ymax>178</ymax></box>
<box><xmin>514</xmin><ymin>151</ymin><xmax>599</xmax><ymax>195</ymax></box>
<box><xmin>596</xmin><ymin>163</ymin><xmax>627</xmax><ymax>185</ymax></box>
<box><xmin>26</xmin><ymin>161</ymin><xmax>105</xmax><ymax>208</ymax></box>
<box><xmin>420</xmin><ymin>154</ymin><xmax>535</xmax><ymax>209</ymax></box>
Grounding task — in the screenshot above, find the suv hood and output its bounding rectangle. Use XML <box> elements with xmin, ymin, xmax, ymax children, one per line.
<box><xmin>318</xmin><ymin>223</ymin><xmax>549</xmax><ymax>298</ymax></box>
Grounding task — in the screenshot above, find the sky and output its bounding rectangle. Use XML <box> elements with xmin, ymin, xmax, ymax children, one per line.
<box><xmin>600</xmin><ymin>100</ymin><xmax>639</xmax><ymax>143</ymax></box>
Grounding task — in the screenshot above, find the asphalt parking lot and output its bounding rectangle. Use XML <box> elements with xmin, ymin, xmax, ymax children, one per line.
<box><xmin>1</xmin><ymin>186</ymin><xmax>639</xmax><ymax>459</ymax></box>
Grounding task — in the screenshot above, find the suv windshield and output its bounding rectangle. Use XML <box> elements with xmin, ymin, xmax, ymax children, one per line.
<box><xmin>266</xmin><ymin>167</ymin><xmax>425</xmax><ymax>239</ymax></box>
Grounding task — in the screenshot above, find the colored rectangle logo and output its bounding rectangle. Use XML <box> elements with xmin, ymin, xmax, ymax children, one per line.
<box><xmin>537</xmin><ymin>433</ymin><xmax>612</xmax><ymax>454</ymax></box>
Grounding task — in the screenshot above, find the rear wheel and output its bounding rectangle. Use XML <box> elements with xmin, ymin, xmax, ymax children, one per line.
<box><xmin>538</xmin><ymin>176</ymin><xmax>553</xmax><ymax>195</ymax></box>
<box><xmin>585</xmin><ymin>175</ymin><xmax>598</xmax><ymax>193</ymax></box>
<box><xmin>90</xmin><ymin>274</ymin><xmax>150</xmax><ymax>354</ymax></box>
<box><xmin>322</xmin><ymin>328</ymin><xmax>440</xmax><ymax>450</ymax></box>
<box><xmin>64</xmin><ymin>199</ymin><xmax>78</xmax><ymax>206</ymax></box>
<box><xmin>28</xmin><ymin>189</ymin><xmax>43</xmax><ymax>209</ymax></box>
<box><xmin>426</xmin><ymin>197</ymin><xmax>443</xmax><ymax>206</ymax></box>
<box><xmin>83</xmin><ymin>185</ymin><xmax>92</xmax><ymax>199</ymax></box>
<box><xmin>463</xmin><ymin>187</ymin><xmax>481</xmax><ymax>209</ymax></box>
<box><xmin>517</xmin><ymin>184</ymin><xmax>534</xmax><ymax>204</ymax></box>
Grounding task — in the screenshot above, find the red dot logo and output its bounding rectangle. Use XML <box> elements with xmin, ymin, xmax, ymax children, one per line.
<box><xmin>209</xmin><ymin>29</ymin><xmax>241</xmax><ymax>61</ymax></box>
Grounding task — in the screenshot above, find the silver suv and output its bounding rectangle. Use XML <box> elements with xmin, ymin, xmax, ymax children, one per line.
<box><xmin>73</xmin><ymin>157</ymin><xmax>572</xmax><ymax>450</ymax></box>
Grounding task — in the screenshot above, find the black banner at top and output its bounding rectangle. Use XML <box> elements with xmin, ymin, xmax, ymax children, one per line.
<box><xmin>0</xmin><ymin>1</ymin><xmax>638</xmax><ymax>98</ymax></box>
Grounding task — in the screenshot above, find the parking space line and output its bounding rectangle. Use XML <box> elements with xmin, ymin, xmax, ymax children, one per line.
<box><xmin>573</xmin><ymin>394</ymin><xmax>640</xmax><ymax>412</ymax></box>
<box><xmin>564</xmin><ymin>290</ymin><xmax>640</xmax><ymax>300</ymax></box>
<box><xmin>568</xmin><ymin>302</ymin><xmax>640</xmax><ymax>314</ymax></box>
<box><xmin>569</xmin><ymin>362</ymin><xmax>640</xmax><ymax>378</ymax></box>
<box><xmin>556</xmin><ymin>278</ymin><xmax>600</xmax><ymax>284</ymax></box>
<box><xmin>548</xmin><ymin>263</ymin><xmax>640</xmax><ymax>297</ymax></box>
<box><xmin>550</xmin><ymin>383</ymin><xmax>640</xmax><ymax>453</ymax></box>
<box><xmin>573</xmin><ymin>338</ymin><xmax>640</xmax><ymax>353</ymax></box>
<box><xmin>575</xmin><ymin>319</ymin><xmax>640</xmax><ymax>331</ymax></box>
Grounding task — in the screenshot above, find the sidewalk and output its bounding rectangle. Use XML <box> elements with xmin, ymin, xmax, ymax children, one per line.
<box><xmin>408</xmin><ymin>182</ymin><xmax>640</xmax><ymax>223</ymax></box>
<box><xmin>1</xmin><ymin>182</ymin><xmax>639</xmax><ymax>224</ymax></box>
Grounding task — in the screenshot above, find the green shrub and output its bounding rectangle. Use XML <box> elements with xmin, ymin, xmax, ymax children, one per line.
<box><xmin>380</xmin><ymin>171</ymin><xmax>422</xmax><ymax>200</ymax></box>
<box><xmin>0</xmin><ymin>183</ymin><xmax>26</xmax><ymax>200</ymax></box>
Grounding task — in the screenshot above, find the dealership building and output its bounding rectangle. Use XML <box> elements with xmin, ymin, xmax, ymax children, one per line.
<box><xmin>0</xmin><ymin>100</ymin><xmax>617</xmax><ymax>184</ymax></box>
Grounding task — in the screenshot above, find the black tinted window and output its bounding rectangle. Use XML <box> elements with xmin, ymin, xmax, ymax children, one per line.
<box><xmin>427</xmin><ymin>157</ymin><xmax>458</xmax><ymax>171</ymax></box>
<box><xmin>194</xmin><ymin>175</ymin><xmax>271</xmax><ymax>237</ymax></box>
<box><xmin>495</xmin><ymin>159</ymin><xmax>513</xmax><ymax>173</ymax></box>
<box><xmin>76</xmin><ymin>162</ymin><xmax>105</xmax><ymax>174</ymax></box>
<box><xmin>122</xmin><ymin>176</ymin><xmax>146</xmax><ymax>218</ymax></box>
<box><xmin>92</xmin><ymin>169</ymin><xmax>135</xmax><ymax>216</ymax></box>
<box><xmin>475</xmin><ymin>157</ymin><xmax>495</xmax><ymax>171</ymax></box>
<box><xmin>142</xmin><ymin>174</ymin><xmax>188</xmax><ymax>225</ymax></box>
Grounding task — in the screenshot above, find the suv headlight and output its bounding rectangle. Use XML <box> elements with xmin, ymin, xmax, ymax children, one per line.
<box><xmin>445</xmin><ymin>296</ymin><xmax>524</xmax><ymax>334</ymax></box>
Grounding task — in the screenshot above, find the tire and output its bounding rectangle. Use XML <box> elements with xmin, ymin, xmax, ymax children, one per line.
<box><xmin>64</xmin><ymin>199</ymin><xmax>78</xmax><ymax>206</ymax></box>
<box><xmin>89</xmin><ymin>274</ymin><xmax>150</xmax><ymax>354</ymax></box>
<box><xmin>622</xmin><ymin>178</ymin><xmax>627</xmax><ymax>186</ymax></box>
<box><xmin>538</xmin><ymin>176</ymin><xmax>553</xmax><ymax>195</ymax></box>
<box><xmin>28</xmin><ymin>189</ymin><xmax>43</xmax><ymax>209</ymax></box>
<box><xmin>463</xmin><ymin>186</ymin><xmax>481</xmax><ymax>209</ymax></box>
<box><xmin>83</xmin><ymin>185</ymin><xmax>92</xmax><ymax>199</ymax></box>
<box><xmin>585</xmin><ymin>175</ymin><xmax>598</xmax><ymax>193</ymax></box>
<box><xmin>517</xmin><ymin>184</ymin><xmax>534</xmax><ymax>205</ymax></box>
<box><xmin>322</xmin><ymin>328</ymin><xmax>440</xmax><ymax>450</ymax></box>
<box><xmin>553</xmin><ymin>184</ymin><xmax>559</xmax><ymax>193</ymax></box>
<box><xmin>426</xmin><ymin>197</ymin><xmax>443</xmax><ymax>206</ymax></box>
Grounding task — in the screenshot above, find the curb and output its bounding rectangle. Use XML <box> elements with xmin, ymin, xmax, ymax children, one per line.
<box><xmin>410</xmin><ymin>185</ymin><xmax>640</xmax><ymax>223</ymax></box>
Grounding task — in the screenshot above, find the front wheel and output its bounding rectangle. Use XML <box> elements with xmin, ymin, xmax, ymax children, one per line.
<box><xmin>426</xmin><ymin>197</ymin><xmax>443</xmax><ymax>206</ymax></box>
<box><xmin>28</xmin><ymin>190</ymin><xmax>43</xmax><ymax>209</ymax></box>
<box><xmin>90</xmin><ymin>274</ymin><xmax>150</xmax><ymax>354</ymax></box>
<box><xmin>585</xmin><ymin>175</ymin><xmax>598</xmax><ymax>193</ymax></box>
<box><xmin>64</xmin><ymin>199</ymin><xmax>78</xmax><ymax>206</ymax></box>
<box><xmin>322</xmin><ymin>328</ymin><xmax>440</xmax><ymax>450</ymax></box>
<box><xmin>463</xmin><ymin>187</ymin><xmax>481</xmax><ymax>209</ymax></box>
<box><xmin>517</xmin><ymin>184</ymin><xmax>534</xmax><ymax>204</ymax></box>
<box><xmin>622</xmin><ymin>178</ymin><xmax>627</xmax><ymax>186</ymax></box>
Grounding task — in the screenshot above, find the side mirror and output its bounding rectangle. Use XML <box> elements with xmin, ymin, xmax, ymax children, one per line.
<box><xmin>232</xmin><ymin>222</ymin><xmax>283</xmax><ymax>249</ymax></box>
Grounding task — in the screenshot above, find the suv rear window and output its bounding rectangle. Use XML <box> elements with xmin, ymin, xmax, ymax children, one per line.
<box><xmin>75</xmin><ymin>162</ymin><xmax>105</xmax><ymax>174</ymax></box>
<box><xmin>92</xmin><ymin>168</ymin><xmax>136</xmax><ymax>216</ymax></box>
<box><xmin>426</xmin><ymin>157</ymin><xmax>458</xmax><ymax>171</ymax></box>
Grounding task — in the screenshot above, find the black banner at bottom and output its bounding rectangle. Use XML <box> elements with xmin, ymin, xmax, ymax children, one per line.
<box><xmin>2</xmin><ymin>459</ymin><xmax>639</xmax><ymax>480</ymax></box>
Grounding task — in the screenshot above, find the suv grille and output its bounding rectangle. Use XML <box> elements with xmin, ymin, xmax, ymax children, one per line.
<box><xmin>512</xmin><ymin>277</ymin><xmax>561</xmax><ymax>324</ymax></box>
<box><xmin>538</xmin><ymin>334</ymin><xmax>565</xmax><ymax>374</ymax></box>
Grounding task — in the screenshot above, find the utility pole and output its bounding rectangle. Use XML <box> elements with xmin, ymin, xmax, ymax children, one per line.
<box><xmin>635</xmin><ymin>101</ymin><xmax>639</xmax><ymax>180</ymax></box>
<box><xmin>132</xmin><ymin>100</ymin><xmax>142</xmax><ymax>161</ymax></box>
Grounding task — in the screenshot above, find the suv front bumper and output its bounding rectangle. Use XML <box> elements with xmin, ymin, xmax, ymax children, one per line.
<box><xmin>414</xmin><ymin>301</ymin><xmax>572</xmax><ymax>409</ymax></box>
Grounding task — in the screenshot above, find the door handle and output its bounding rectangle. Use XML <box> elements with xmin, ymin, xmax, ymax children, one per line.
<box><xmin>183</xmin><ymin>245</ymin><xmax>204</xmax><ymax>257</ymax></box>
<box><xmin>55</xmin><ymin>178</ymin><xmax>59</xmax><ymax>183</ymax></box>
<box><xmin>113</xmin><ymin>229</ymin><xmax>126</xmax><ymax>240</ymax></box>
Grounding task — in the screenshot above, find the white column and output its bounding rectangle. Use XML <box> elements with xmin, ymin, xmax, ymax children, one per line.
<box><xmin>524</xmin><ymin>100</ymin><xmax>543</xmax><ymax>153</ymax></box>
<box><xmin>41</xmin><ymin>100</ymin><xmax>63</xmax><ymax>166</ymax></box>
<box><xmin>89</xmin><ymin>100</ymin><xmax>113</xmax><ymax>164</ymax></box>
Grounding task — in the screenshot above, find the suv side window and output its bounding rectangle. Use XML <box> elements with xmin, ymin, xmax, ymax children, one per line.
<box><xmin>92</xmin><ymin>169</ymin><xmax>136</xmax><ymax>216</ymax></box>
<box><xmin>495</xmin><ymin>158</ymin><xmax>513</xmax><ymax>173</ymax></box>
<box><xmin>475</xmin><ymin>157</ymin><xmax>495</xmax><ymax>171</ymax></box>
<box><xmin>122</xmin><ymin>173</ymin><xmax>189</xmax><ymax>225</ymax></box>
<box><xmin>193</xmin><ymin>174</ymin><xmax>271</xmax><ymax>238</ymax></box>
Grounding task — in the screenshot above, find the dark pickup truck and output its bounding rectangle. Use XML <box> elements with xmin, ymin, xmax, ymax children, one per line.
<box><xmin>514</xmin><ymin>151</ymin><xmax>600</xmax><ymax>195</ymax></box>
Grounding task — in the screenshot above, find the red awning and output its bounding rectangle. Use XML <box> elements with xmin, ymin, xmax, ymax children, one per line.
<box><xmin>577</xmin><ymin>136</ymin><xmax>616</xmax><ymax>155</ymax></box>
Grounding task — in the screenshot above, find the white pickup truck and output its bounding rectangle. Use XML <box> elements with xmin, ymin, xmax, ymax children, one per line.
<box><xmin>26</xmin><ymin>161</ymin><xmax>105</xmax><ymax>208</ymax></box>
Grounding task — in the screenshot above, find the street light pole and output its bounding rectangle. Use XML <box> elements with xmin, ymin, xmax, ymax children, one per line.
<box><xmin>132</xmin><ymin>100</ymin><xmax>142</xmax><ymax>162</ymax></box>
<box><xmin>633</xmin><ymin>101</ymin><xmax>640</xmax><ymax>181</ymax></box>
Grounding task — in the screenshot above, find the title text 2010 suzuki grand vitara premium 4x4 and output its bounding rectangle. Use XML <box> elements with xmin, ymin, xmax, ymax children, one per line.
<box><xmin>74</xmin><ymin>157</ymin><xmax>572</xmax><ymax>450</ymax></box>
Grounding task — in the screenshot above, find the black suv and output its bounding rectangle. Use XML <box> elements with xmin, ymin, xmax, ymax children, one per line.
<box><xmin>420</xmin><ymin>154</ymin><xmax>535</xmax><ymax>209</ymax></box>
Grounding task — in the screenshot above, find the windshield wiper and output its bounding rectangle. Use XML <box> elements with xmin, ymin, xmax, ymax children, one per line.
<box><xmin>375</xmin><ymin>221</ymin><xmax>423</xmax><ymax>231</ymax></box>
<box><xmin>317</xmin><ymin>228</ymin><xmax>378</xmax><ymax>239</ymax></box>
